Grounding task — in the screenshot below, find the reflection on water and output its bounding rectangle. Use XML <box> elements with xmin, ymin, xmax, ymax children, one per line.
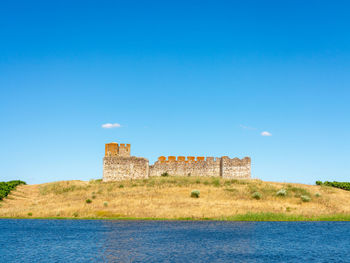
<box><xmin>100</xmin><ymin>221</ymin><xmax>255</xmax><ymax>262</ymax></box>
<box><xmin>0</xmin><ymin>219</ymin><xmax>349</xmax><ymax>262</ymax></box>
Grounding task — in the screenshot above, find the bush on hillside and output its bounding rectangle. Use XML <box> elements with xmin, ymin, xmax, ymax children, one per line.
<box><xmin>252</xmin><ymin>192</ymin><xmax>261</xmax><ymax>200</ymax></box>
<box><xmin>0</xmin><ymin>180</ymin><xmax>26</xmax><ymax>201</ymax></box>
<box><xmin>276</xmin><ymin>189</ymin><xmax>287</xmax><ymax>197</ymax></box>
<box><xmin>161</xmin><ymin>172</ymin><xmax>169</xmax><ymax>177</ymax></box>
<box><xmin>212</xmin><ymin>178</ymin><xmax>220</xmax><ymax>187</ymax></box>
<box><xmin>301</xmin><ymin>195</ymin><xmax>311</xmax><ymax>202</ymax></box>
<box><xmin>191</xmin><ymin>190</ymin><xmax>200</xmax><ymax>198</ymax></box>
<box><xmin>316</xmin><ymin>181</ymin><xmax>350</xmax><ymax>191</ymax></box>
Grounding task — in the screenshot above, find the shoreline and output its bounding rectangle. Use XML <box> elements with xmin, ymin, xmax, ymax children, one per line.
<box><xmin>2</xmin><ymin>213</ymin><xmax>350</xmax><ymax>221</ymax></box>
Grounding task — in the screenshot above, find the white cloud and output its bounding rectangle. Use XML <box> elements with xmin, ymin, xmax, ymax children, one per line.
<box><xmin>261</xmin><ymin>131</ymin><xmax>272</xmax><ymax>136</ymax></box>
<box><xmin>102</xmin><ymin>123</ymin><xmax>121</xmax><ymax>129</ymax></box>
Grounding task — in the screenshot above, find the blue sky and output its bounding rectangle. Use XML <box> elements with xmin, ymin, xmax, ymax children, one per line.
<box><xmin>1</xmin><ymin>0</ymin><xmax>349</xmax><ymax>184</ymax></box>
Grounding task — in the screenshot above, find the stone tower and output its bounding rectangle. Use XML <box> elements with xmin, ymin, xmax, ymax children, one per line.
<box><xmin>103</xmin><ymin>142</ymin><xmax>149</xmax><ymax>182</ymax></box>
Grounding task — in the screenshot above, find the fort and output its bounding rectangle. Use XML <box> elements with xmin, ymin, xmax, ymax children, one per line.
<box><xmin>103</xmin><ymin>142</ymin><xmax>251</xmax><ymax>182</ymax></box>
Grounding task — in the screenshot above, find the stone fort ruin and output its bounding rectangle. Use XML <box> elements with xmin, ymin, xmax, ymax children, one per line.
<box><xmin>103</xmin><ymin>142</ymin><xmax>251</xmax><ymax>182</ymax></box>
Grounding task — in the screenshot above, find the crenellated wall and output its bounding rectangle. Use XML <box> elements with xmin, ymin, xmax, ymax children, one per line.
<box><xmin>102</xmin><ymin>142</ymin><xmax>251</xmax><ymax>181</ymax></box>
<box><xmin>105</xmin><ymin>142</ymin><xmax>130</xmax><ymax>157</ymax></box>
<box><xmin>119</xmin><ymin>144</ymin><xmax>131</xmax><ymax>157</ymax></box>
<box><xmin>149</xmin><ymin>156</ymin><xmax>251</xmax><ymax>179</ymax></box>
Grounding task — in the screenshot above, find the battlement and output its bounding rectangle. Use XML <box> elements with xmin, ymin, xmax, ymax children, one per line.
<box><xmin>156</xmin><ymin>156</ymin><xmax>248</xmax><ymax>164</ymax></box>
<box><xmin>150</xmin><ymin>155</ymin><xmax>251</xmax><ymax>179</ymax></box>
<box><xmin>105</xmin><ymin>143</ymin><xmax>131</xmax><ymax>157</ymax></box>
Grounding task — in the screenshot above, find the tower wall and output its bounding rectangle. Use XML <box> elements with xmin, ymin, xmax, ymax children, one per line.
<box><xmin>119</xmin><ymin>144</ymin><xmax>131</xmax><ymax>157</ymax></box>
<box><xmin>105</xmin><ymin>143</ymin><xmax>119</xmax><ymax>156</ymax></box>
<box><xmin>105</xmin><ymin>143</ymin><xmax>130</xmax><ymax>157</ymax></box>
<box><xmin>103</xmin><ymin>156</ymin><xmax>149</xmax><ymax>182</ymax></box>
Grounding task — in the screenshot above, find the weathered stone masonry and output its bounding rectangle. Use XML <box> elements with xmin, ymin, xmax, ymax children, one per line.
<box><xmin>103</xmin><ymin>142</ymin><xmax>251</xmax><ymax>182</ymax></box>
<box><xmin>103</xmin><ymin>142</ymin><xmax>149</xmax><ymax>182</ymax></box>
<box><xmin>150</xmin><ymin>156</ymin><xmax>251</xmax><ymax>179</ymax></box>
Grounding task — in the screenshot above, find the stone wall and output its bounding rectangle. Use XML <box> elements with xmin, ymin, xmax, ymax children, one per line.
<box><xmin>149</xmin><ymin>156</ymin><xmax>251</xmax><ymax>179</ymax></box>
<box><xmin>221</xmin><ymin>156</ymin><xmax>251</xmax><ymax>179</ymax></box>
<box><xmin>103</xmin><ymin>156</ymin><xmax>149</xmax><ymax>182</ymax></box>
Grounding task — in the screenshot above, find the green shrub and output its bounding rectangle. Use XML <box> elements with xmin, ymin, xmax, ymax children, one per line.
<box><xmin>27</xmin><ymin>212</ymin><xmax>32</xmax><ymax>216</ymax></box>
<box><xmin>104</xmin><ymin>202</ymin><xmax>108</xmax><ymax>207</ymax></box>
<box><xmin>161</xmin><ymin>172</ymin><xmax>169</xmax><ymax>177</ymax></box>
<box><xmin>191</xmin><ymin>190</ymin><xmax>200</xmax><ymax>198</ymax></box>
<box><xmin>315</xmin><ymin>192</ymin><xmax>321</xmax><ymax>197</ymax></box>
<box><xmin>86</xmin><ymin>199</ymin><xmax>92</xmax><ymax>204</ymax></box>
<box><xmin>212</xmin><ymin>179</ymin><xmax>220</xmax><ymax>187</ymax></box>
<box><xmin>252</xmin><ymin>192</ymin><xmax>261</xmax><ymax>200</ymax></box>
<box><xmin>316</xmin><ymin>181</ymin><xmax>323</xmax><ymax>185</ymax></box>
<box><xmin>301</xmin><ymin>195</ymin><xmax>311</xmax><ymax>202</ymax></box>
<box><xmin>119</xmin><ymin>184</ymin><xmax>124</xmax><ymax>188</ymax></box>
<box><xmin>92</xmin><ymin>195</ymin><xmax>96</xmax><ymax>199</ymax></box>
<box><xmin>0</xmin><ymin>180</ymin><xmax>26</xmax><ymax>200</ymax></box>
<box><xmin>73</xmin><ymin>212</ymin><xmax>78</xmax><ymax>217</ymax></box>
<box><xmin>195</xmin><ymin>179</ymin><xmax>201</xmax><ymax>184</ymax></box>
<box><xmin>321</xmin><ymin>181</ymin><xmax>350</xmax><ymax>191</ymax></box>
<box><xmin>276</xmin><ymin>189</ymin><xmax>287</xmax><ymax>197</ymax></box>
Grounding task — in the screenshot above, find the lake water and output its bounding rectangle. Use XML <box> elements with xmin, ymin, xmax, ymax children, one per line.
<box><xmin>0</xmin><ymin>220</ymin><xmax>349</xmax><ymax>262</ymax></box>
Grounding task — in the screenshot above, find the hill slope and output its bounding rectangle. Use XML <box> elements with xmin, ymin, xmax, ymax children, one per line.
<box><xmin>1</xmin><ymin>177</ymin><xmax>350</xmax><ymax>220</ymax></box>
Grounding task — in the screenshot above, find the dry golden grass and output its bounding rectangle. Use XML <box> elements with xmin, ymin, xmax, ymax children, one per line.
<box><xmin>1</xmin><ymin>176</ymin><xmax>349</xmax><ymax>219</ymax></box>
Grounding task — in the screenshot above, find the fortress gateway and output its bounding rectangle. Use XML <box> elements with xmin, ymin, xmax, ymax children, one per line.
<box><xmin>103</xmin><ymin>143</ymin><xmax>251</xmax><ymax>182</ymax></box>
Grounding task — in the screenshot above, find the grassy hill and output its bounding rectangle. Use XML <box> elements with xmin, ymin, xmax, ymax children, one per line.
<box><xmin>1</xmin><ymin>176</ymin><xmax>350</xmax><ymax>221</ymax></box>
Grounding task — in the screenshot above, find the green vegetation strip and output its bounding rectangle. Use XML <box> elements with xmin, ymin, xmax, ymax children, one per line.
<box><xmin>2</xmin><ymin>213</ymin><xmax>350</xmax><ymax>221</ymax></box>
<box><xmin>316</xmin><ymin>181</ymin><xmax>350</xmax><ymax>191</ymax></box>
<box><xmin>0</xmin><ymin>180</ymin><xmax>26</xmax><ymax>200</ymax></box>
